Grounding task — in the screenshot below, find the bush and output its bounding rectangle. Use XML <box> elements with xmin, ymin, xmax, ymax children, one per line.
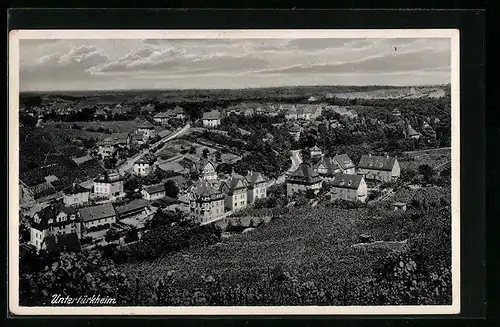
<box><xmin>328</xmin><ymin>199</ymin><xmax>366</xmax><ymax>209</ymax></box>
<box><xmin>81</xmin><ymin>236</ymin><xmax>93</xmax><ymax>245</ymax></box>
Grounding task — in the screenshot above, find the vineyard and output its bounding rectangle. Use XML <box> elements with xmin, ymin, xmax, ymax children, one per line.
<box><xmin>46</xmin><ymin>120</ymin><xmax>140</xmax><ymax>134</ymax></box>
<box><xmin>114</xmin><ymin>191</ymin><xmax>451</xmax><ymax>305</ymax></box>
<box><xmin>399</xmin><ymin>148</ymin><xmax>451</xmax><ymax>171</ymax></box>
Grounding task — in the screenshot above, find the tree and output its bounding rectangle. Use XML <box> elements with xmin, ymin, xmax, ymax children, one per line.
<box><xmin>145</xmin><ymin>209</ymin><xmax>187</xmax><ymax>230</ymax></box>
<box><xmin>202</xmin><ymin>148</ymin><xmax>210</xmax><ymax>159</ymax></box>
<box><xmin>215</xmin><ymin>151</ymin><xmax>222</xmax><ymax>162</ymax></box>
<box><xmin>418</xmin><ymin>164</ymin><xmax>435</xmax><ymax>184</ymax></box>
<box><xmin>124</xmin><ymin>227</ymin><xmax>139</xmax><ymax>244</ymax></box>
<box><xmin>301</xmin><ymin>147</ymin><xmax>312</xmax><ymax>166</ymax></box>
<box><xmin>19</xmin><ymin>251</ymin><xmax>133</xmax><ymax>306</ymax></box>
<box><xmin>305</xmin><ymin>189</ymin><xmax>317</xmax><ymax>200</ymax></box>
<box><xmin>164</xmin><ymin>180</ymin><xmax>179</xmax><ymax>198</ymax></box>
<box><xmin>19</xmin><ymin>217</ymin><xmax>31</xmax><ymax>243</ymax></box>
<box><xmin>189</xmin><ymin>145</ymin><xmax>196</xmax><ymax>154</ymax></box>
<box><xmin>105</xmin><ymin>229</ymin><xmax>121</xmax><ymax>243</ymax></box>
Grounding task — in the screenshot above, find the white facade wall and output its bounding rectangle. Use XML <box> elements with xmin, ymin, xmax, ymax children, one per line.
<box><xmin>63</xmin><ymin>192</ymin><xmax>89</xmax><ymax>207</ymax></box>
<box><xmin>93</xmin><ymin>180</ymin><xmax>124</xmax><ymax>197</ymax></box>
<box><xmin>82</xmin><ymin>216</ymin><xmax>116</xmax><ymax>231</ymax></box>
<box><xmin>286</xmin><ymin>181</ymin><xmax>322</xmax><ymax>197</ymax></box>
<box><xmin>141</xmin><ymin>190</ymin><xmax>165</xmax><ymax>201</ymax></box>
<box><xmin>133</xmin><ymin>163</ymin><xmax>155</xmax><ymax>176</ymax></box>
<box><xmin>225</xmin><ymin>189</ymin><xmax>247</xmax><ymax>211</ymax></box>
<box><xmin>203</xmin><ymin>119</ymin><xmax>221</xmax><ymax>128</ymax></box>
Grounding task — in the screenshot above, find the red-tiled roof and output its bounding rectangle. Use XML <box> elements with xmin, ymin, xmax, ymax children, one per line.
<box><xmin>191</xmin><ymin>181</ymin><xmax>223</xmax><ymax>200</ymax></box>
<box><xmin>115</xmin><ymin>199</ymin><xmax>151</xmax><ymax>215</ymax></box>
<box><xmin>78</xmin><ymin>203</ymin><xmax>116</xmax><ymax>222</ymax></box>
<box><xmin>313</xmin><ymin>157</ymin><xmax>340</xmax><ymax>176</ymax></box>
<box><xmin>358</xmin><ymin>155</ymin><xmax>397</xmax><ymax>171</ymax></box>
<box><xmin>245</xmin><ymin>171</ymin><xmax>266</xmax><ymax>186</ymax></box>
<box><xmin>287</xmin><ymin>164</ymin><xmax>321</xmax><ymax>184</ymax></box>
<box><xmin>63</xmin><ymin>183</ymin><xmax>90</xmax><ymax>195</ymax></box>
<box><xmin>333</xmin><ymin>154</ymin><xmax>355</xmax><ymax>170</ymax></box>
<box><xmin>203</xmin><ymin>110</ymin><xmax>221</xmax><ymax>120</ymax></box>
<box><xmin>143</xmin><ymin>184</ymin><xmax>165</xmax><ymax>195</ymax></box>
<box><xmin>330</xmin><ymin>173</ymin><xmax>364</xmax><ymax>190</ymax></box>
<box><xmin>94</xmin><ymin>170</ymin><xmax>124</xmax><ymax>183</ymax></box>
<box><xmin>138</xmin><ymin>121</ymin><xmax>155</xmax><ymax>129</ymax></box>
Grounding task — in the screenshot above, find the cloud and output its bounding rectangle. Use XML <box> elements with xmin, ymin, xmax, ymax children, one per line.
<box><xmin>255</xmin><ymin>46</ymin><xmax>450</xmax><ymax>75</ymax></box>
<box><xmin>90</xmin><ymin>45</ymin><xmax>269</xmax><ymax>75</ymax></box>
<box><xmin>19</xmin><ymin>37</ymin><xmax>452</xmax><ymax>91</ymax></box>
<box><xmin>20</xmin><ymin>44</ymin><xmax>110</xmax><ymax>88</ymax></box>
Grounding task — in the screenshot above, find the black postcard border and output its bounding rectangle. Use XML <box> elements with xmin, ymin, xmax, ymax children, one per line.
<box><xmin>5</xmin><ymin>8</ymin><xmax>487</xmax><ymax>323</ymax></box>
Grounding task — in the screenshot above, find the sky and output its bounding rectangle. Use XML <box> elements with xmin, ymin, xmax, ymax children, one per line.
<box><xmin>19</xmin><ymin>38</ymin><xmax>451</xmax><ymax>91</ymax></box>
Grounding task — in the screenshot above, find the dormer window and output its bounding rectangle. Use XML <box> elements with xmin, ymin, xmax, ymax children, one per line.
<box><xmin>48</xmin><ymin>218</ymin><xmax>53</xmax><ymax>224</ymax></box>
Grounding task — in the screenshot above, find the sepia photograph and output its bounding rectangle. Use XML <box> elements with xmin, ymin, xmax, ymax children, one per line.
<box><xmin>9</xmin><ymin>29</ymin><xmax>460</xmax><ymax>315</ymax></box>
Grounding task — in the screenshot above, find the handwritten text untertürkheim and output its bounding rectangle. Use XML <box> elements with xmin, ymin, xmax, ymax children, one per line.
<box><xmin>51</xmin><ymin>294</ymin><xmax>117</xmax><ymax>305</ymax></box>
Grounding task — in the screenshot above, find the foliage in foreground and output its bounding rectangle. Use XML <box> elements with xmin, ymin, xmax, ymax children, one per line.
<box><xmin>19</xmin><ymin>192</ymin><xmax>451</xmax><ymax>306</ymax></box>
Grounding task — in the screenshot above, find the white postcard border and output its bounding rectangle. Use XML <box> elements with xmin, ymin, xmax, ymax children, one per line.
<box><xmin>8</xmin><ymin>29</ymin><xmax>460</xmax><ymax>316</ymax></box>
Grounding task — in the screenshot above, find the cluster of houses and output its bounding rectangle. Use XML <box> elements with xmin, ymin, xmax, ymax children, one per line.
<box><xmin>97</xmin><ymin>121</ymin><xmax>165</xmax><ymax>159</ymax></box>
<box><xmin>286</xmin><ymin>148</ymin><xmax>401</xmax><ymax>203</ymax></box>
<box><xmin>28</xmin><ymin>175</ymin><xmax>155</xmax><ymax>252</ymax></box>
<box><xmin>391</xmin><ymin>108</ymin><xmax>439</xmax><ymax>141</ymax></box>
<box><xmin>153</xmin><ymin>106</ymin><xmax>187</xmax><ymax>125</ymax></box>
<box><xmin>187</xmin><ymin>159</ymin><xmax>268</xmax><ymax>224</ymax></box>
<box><xmin>221</xmin><ymin>103</ymin><xmax>330</xmax><ymax>121</ymax></box>
<box><xmin>27</xmin><ymin>152</ymin><xmax>269</xmax><ymax>252</ymax></box>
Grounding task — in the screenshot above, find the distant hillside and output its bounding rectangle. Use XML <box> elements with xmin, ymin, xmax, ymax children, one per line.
<box><xmin>20</xmin><ymin>84</ymin><xmax>451</xmax><ymax>108</ymax></box>
<box><xmin>330</xmin><ymin>86</ymin><xmax>448</xmax><ymax>100</ymax></box>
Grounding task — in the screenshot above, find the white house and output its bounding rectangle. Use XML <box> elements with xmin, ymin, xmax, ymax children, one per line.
<box><xmin>153</xmin><ymin>112</ymin><xmax>172</xmax><ymax>126</ymax></box>
<box><xmin>172</xmin><ymin>106</ymin><xmax>186</xmax><ymax>119</ymax></box>
<box><xmin>29</xmin><ymin>204</ymin><xmax>80</xmax><ymax>250</ymax></box>
<box><xmin>245</xmin><ymin>171</ymin><xmax>267</xmax><ymax>203</ymax></box>
<box><xmin>330</xmin><ymin>173</ymin><xmax>368</xmax><ymax>203</ymax></box>
<box><xmin>141</xmin><ymin>184</ymin><xmax>166</xmax><ymax>201</ymax></box>
<box><xmin>79</xmin><ymin>203</ymin><xmax>116</xmax><ymax>232</ymax></box>
<box><xmin>196</xmin><ymin>159</ymin><xmax>218</xmax><ymax>182</ymax></box>
<box><xmin>286</xmin><ymin>164</ymin><xmax>323</xmax><ymax>197</ymax></box>
<box><xmin>220</xmin><ymin>175</ymin><xmax>248</xmax><ymax>212</ymax></box>
<box><xmin>202</xmin><ymin>110</ymin><xmax>221</xmax><ymax>128</ymax></box>
<box><xmin>310</xmin><ymin>145</ymin><xmax>323</xmax><ymax>159</ymax></box>
<box><xmin>97</xmin><ymin>133</ymin><xmax>130</xmax><ymax>159</ymax></box>
<box><xmin>357</xmin><ymin>154</ymin><xmax>401</xmax><ymax>182</ymax></box>
<box><xmin>188</xmin><ymin>180</ymin><xmax>226</xmax><ymax>224</ymax></box>
<box><xmin>93</xmin><ymin>170</ymin><xmax>125</xmax><ymax>197</ymax></box>
<box><xmin>62</xmin><ymin>183</ymin><xmax>90</xmax><ymax>207</ymax></box>
<box><xmin>314</xmin><ymin>154</ymin><xmax>356</xmax><ymax>180</ymax></box>
<box><xmin>137</xmin><ymin>121</ymin><xmax>156</xmax><ymax>140</ymax></box>
<box><xmin>406</xmin><ymin>124</ymin><xmax>421</xmax><ymax>139</ymax></box>
<box><xmin>133</xmin><ymin>154</ymin><xmax>156</xmax><ymax>177</ymax></box>
<box><xmin>282</xmin><ymin>105</ymin><xmax>298</xmax><ymax>120</ymax></box>
<box><xmin>115</xmin><ymin>199</ymin><xmax>152</xmax><ymax>220</ymax></box>
<box><xmin>289</xmin><ymin>124</ymin><xmax>303</xmax><ymax>141</ymax></box>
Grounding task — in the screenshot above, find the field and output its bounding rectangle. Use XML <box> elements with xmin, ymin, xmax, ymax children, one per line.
<box><xmin>400</xmin><ymin>148</ymin><xmax>451</xmax><ymax>170</ymax></box>
<box><xmin>399</xmin><ymin>148</ymin><xmax>451</xmax><ymax>172</ymax></box>
<box><xmin>41</xmin><ymin>124</ymin><xmax>109</xmax><ymax>142</ymax></box>
<box><xmin>45</xmin><ymin>120</ymin><xmax>142</xmax><ymax>136</ymax></box>
<box><xmin>116</xmin><ymin>185</ymin><xmax>451</xmax><ymax>305</ymax></box>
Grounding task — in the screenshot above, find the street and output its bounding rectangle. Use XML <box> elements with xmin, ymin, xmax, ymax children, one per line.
<box><xmin>79</xmin><ymin>123</ymin><xmax>191</xmax><ymax>188</ymax></box>
<box><xmin>116</xmin><ymin>122</ymin><xmax>191</xmax><ymax>174</ymax></box>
